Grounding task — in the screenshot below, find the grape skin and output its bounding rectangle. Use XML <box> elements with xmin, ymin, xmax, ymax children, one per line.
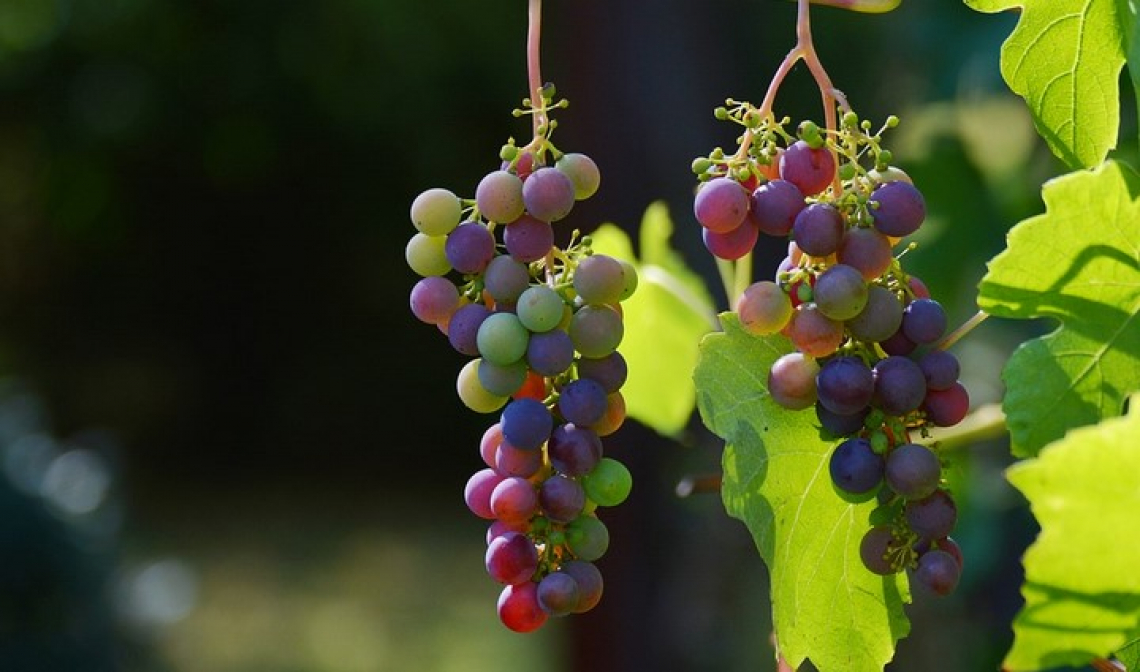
<box><xmin>694</xmin><ymin>176</ymin><xmax>751</xmax><ymax>233</ymax></box>
<box><xmin>885</xmin><ymin>443</ymin><xmax>942</xmax><ymax>500</ymax></box>
<box><xmin>779</xmin><ymin>140</ymin><xmax>836</xmax><ymax>197</ymax></box>
<box><xmin>522</xmin><ymin>166</ymin><xmax>577</xmax><ymax>222</ymax></box>
<box><xmin>750</xmin><ymin>179</ymin><xmax>805</xmax><ymax>236</ymax></box>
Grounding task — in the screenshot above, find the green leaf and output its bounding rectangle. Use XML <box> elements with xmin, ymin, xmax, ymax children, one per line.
<box><xmin>1003</xmin><ymin>393</ymin><xmax>1140</xmax><ymax>671</ymax></box>
<box><xmin>1125</xmin><ymin>0</ymin><xmax>1140</xmax><ymax>153</ymax></box>
<box><xmin>589</xmin><ymin>202</ymin><xmax>717</xmax><ymax>438</ymax></box>
<box><xmin>694</xmin><ymin>313</ymin><xmax>910</xmax><ymax>672</ymax></box>
<box><xmin>964</xmin><ymin>0</ymin><xmax>1128</xmax><ymax>169</ymax></box>
<box><xmin>1116</xmin><ymin>633</ymin><xmax>1140</xmax><ymax>669</ymax></box>
<box><xmin>977</xmin><ymin>159</ymin><xmax>1140</xmax><ymax>458</ymax></box>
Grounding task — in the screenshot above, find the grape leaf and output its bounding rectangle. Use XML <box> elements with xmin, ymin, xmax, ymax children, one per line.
<box><xmin>694</xmin><ymin>313</ymin><xmax>910</xmax><ymax>672</ymax></box>
<box><xmin>1116</xmin><ymin>633</ymin><xmax>1140</xmax><ymax>670</ymax></box>
<box><xmin>977</xmin><ymin>159</ymin><xmax>1140</xmax><ymax>458</ymax></box>
<box><xmin>589</xmin><ymin>202</ymin><xmax>717</xmax><ymax>438</ymax></box>
<box><xmin>964</xmin><ymin>0</ymin><xmax>1128</xmax><ymax>169</ymax></box>
<box><xmin>1003</xmin><ymin>393</ymin><xmax>1140</xmax><ymax>671</ymax></box>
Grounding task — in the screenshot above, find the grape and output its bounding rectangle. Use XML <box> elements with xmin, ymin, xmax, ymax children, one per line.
<box><xmin>410</xmin><ymin>187</ymin><xmax>462</xmax><ymax>236</ymax></box>
<box><xmin>581</xmin><ymin>457</ymin><xmax>632</xmax><ymax>507</ymax></box>
<box><xmin>908</xmin><ymin>275</ymin><xmax>931</xmax><ymax>300</ymax></box>
<box><xmin>868</xmin><ymin>165</ymin><xmax>913</xmax><ymax>185</ymax></box>
<box><xmin>484</xmin><ymin>255</ymin><xmax>531</xmax><ymax>304</ymax></box>
<box><xmin>923</xmin><ymin>381</ymin><xmax>970</xmax><ymax>427</ymax></box>
<box><xmin>456</xmin><ymin>359</ymin><xmax>509</xmax><ymax>413</ymax></box>
<box><xmin>829</xmin><ymin>437</ymin><xmax>884</xmax><ymax>496</ymax></box>
<box><xmin>872</xmin><ymin>355</ymin><xmax>927</xmax><ymax>416</ymax></box>
<box><xmin>568</xmin><ymin>305</ymin><xmax>624</xmax><ymax>358</ymax></box>
<box><xmin>694</xmin><ymin>176</ymin><xmax>751</xmax><ymax>233</ymax></box>
<box><xmin>494</xmin><ymin>438</ymin><xmax>544</xmax><ymax>478</ymax></box>
<box><xmin>767</xmin><ymin>351</ymin><xmax>820</xmax><ymax>410</ymax></box>
<box><xmin>918</xmin><ymin>350</ymin><xmax>960</xmax><ymax>391</ymax></box>
<box><xmin>548</xmin><ymin>423</ymin><xmax>603</xmax><ymax>476</ymax></box>
<box><xmin>885</xmin><ymin>443</ymin><xmax>941</xmax><ymax>500</ymax></box>
<box><xmin>932</xmin><ymin>536</ymin><xmax>964</xmax><ymax>570</ymax></box>
<box><xmin>846</xmin><ymin>285</ymin><xmax>904</xmax><ymax>343</ymax></box>
<box><xmin>504</xmin><ymin>214</ymin><xmax>555</xmax><ymax>263</ymax></box>
<box><xmin>556</xmin><ymin>152</ymin><xmax>601</xmax><ymax>200</ymax></box>
<box><xmin>513</xmin><ymin>370</ymin><xmax>547</xmax><ymax>401</ymax></box>
<box><xmin>478</xmin><ymin>358</ymin><xmax>528</xmax><ymax>397</ymax></box>
<box><xmin>480</xmin><ymin>423</ymin><xmax>504</xmax><ymax>468</ymax></box>
<box><xmin>702</xmin><ymin>219</ymin><xmax>759</xmax><ymax>260</ymax></box>
<box><xmin>561</xmin><ymin>560</ymin><xmax>603</xmax><ymax>613</ymax></box>
<box><xmin>526</xmin><ymin>329</ymin><xmax>576</xmax><ymax>377</ymax></box>
<box><xmin>592</xmin><ymin>391</ymin><xmax>627</xmax><ymax>437</ymax></box>
<box><xmin>837</xmin><ymin>227</ymin><xmax>893</xmax><ymax>281</ymax></box>
<box><xmin>816</xmin><ymin>356</ymin><xmax>875</xmax><ymax>416</ymax></box>
<box><xmin>539</xmin><ymin>474</ymin><xmax>587</xmax><ymax>523</ymax></box>
<box><xmin>860</xmin><ymin>526</ymin><xmax>897</xmax><ymax>575</ymax></box>
<box><xmin>574</xmin><ymin>254</ymin><xmax>627</xmax><ymax>306</ymax></box>
<box><xmin>813</xmin><ymin>264</ymin><xmax>869</xmax><ymax>321</ymax></box>
<box><xmin>558</xmin><ymin>378</ymin><xmax>608</xmax><ymax>427</ymax></box>
<box><xmin>516</xmin><ymin>285</ymin><xmax>566</xmax><ymax>333</ymax></box>
<box><xmin>405</xmin><ymin>232</ymin><xmax>452</xmax><ymax>277</ymax></box>
<box><xmin>815</xmin><ymin>402</ymin><xmax>870</xmax><ymax>438</ymax></box>
<box><xmin>477</xmin><ymin>312</ymin><xmax>530</xmax><ymax>365</ymax></box>
<box><xmin>616</xmin><ymin>258</ymin><xmax>638</xmax><ymax>301</ymax></box>
<box><xmin>443</xmin><ymin>221</ymin><xmax>496</xmax><ymax>275</ymax></box>
<box><xmin>869</xmin><ymin>180</ymin><xmax>926</xmax><ymax>238</ymax></box>
<box><xmin>500</xmin><ymin>397</ymin><xmax>553</xmax><ymax>450</ymax></box>
<box><xmin>497</xmin><ymin>582</ymin><xmax>548</xmax><ymax>633</ymax></box>
<box><xmin>522</xmin><ymin>166</ymin><xmax>576</xmax><ymax>222</ymax></box>
<box><xmin>784</xmin><ymin>304</ymin><xmax>844</xmax><ymax>358</ymax></box>
<box><xmin>565</xmin><ymin>514</ymin><xmax>609</xmax><ymax>561</ymax></box>
<box><xmin>490</xmin><ymin>475</ymin><xmax>539</xmax><ymax>524</ymax></box>
<box><xmin>749</xmin><ymin>179</ymin><xmax>805</xmax><ymax>236</ymax></box>
<box><xmin>485</xmin><ymin>531</ymin><xmax>539</xmax><ymax>585</ymax></box>
<box><xmin>410</xmin><ymin>276</ymin><xmax>460</xmax><ymax>325</ymax></box>
<box><xmin>464</xmin><ymin>467</ymin><xmax>504</xmax><ymax>519</ymax></box>
<box><xmin>792</xmin><ymin>202</ymin><xmax>845</xmax><ymax>257</ymax></box>
<box><xmin>486</xmin><ymin>517</ymin><xmax>529</xmax><ymax>544</ymax></box>
<box><xmin>447</xmin><ymin>303</ymin><xmax>491</xmax><ymax>356</ymax></box>
<box><xmin>537</xmin><ymin>571</ymin><xmax>581</xmax><ymax>616</ymax></box>
<box><xmin>575</xmin><ymin>351</ymin><xmax>628</xmax><ymax>393</ymax></box>
<box><xmin>905</xmin><ymin>488</ymin><xmax>957</xmax><ymax>541</ymax></box>
<box><xmin>879</xmin><ymin>326</ymin><xmax>917</xmax><ymax>356</ymax></box>
<box><xmin>913</xmin><ymin>548</ymin><xmax>960</xmax><ymax>597</ymax></box>
<box><xmin>779</xmin><ymin>139</ymin><xmax>836</xmax><ymax>196</ymax></box>
<box><xmin>735</xmin><ymin>280</ymin><xmax>793</xmax><ymax>336</ymax></box>
<box><xmin>902</xmin><ymin>298</ymin><xmax>947</xmax><ymax>344</ymax></box>
<box><xmin>476</xmin><ymin>170</ymin><xmax>525</xmax><ymax>223</ymax></box>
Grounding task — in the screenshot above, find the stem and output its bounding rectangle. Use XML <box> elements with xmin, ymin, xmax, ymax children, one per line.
<box><xmin>923</xmin><ymin>403</ymin><xmax>1007</xmax><ymax>451</ymax></box>
<box><xmin>935</xmin><ymin>309</ymin><xmax>990</xmax><ymax>352</ymax></box>
<box><xmin>526</xmin><ymin>0</ymin><xmax>546</xmax><ymax>139</ymax></box>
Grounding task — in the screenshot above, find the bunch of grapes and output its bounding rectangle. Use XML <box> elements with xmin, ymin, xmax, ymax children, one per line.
<box><xmin>406</xmin><ymin>85</ymin><xmax>637</xmax><ymax>632</ymax></box>
<box><xmin>691</xmin><ymin>105</ymin><xmax>968</xmax><ymax>597</ymax></box>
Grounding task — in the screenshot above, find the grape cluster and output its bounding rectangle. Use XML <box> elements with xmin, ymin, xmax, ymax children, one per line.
<box><xmin>407</xmin><ymin>85</ymin><xmax>637</xmax><ymax>632</ymax></box>
<box><xmin>692</xmin><ymin>106</ymin><xmax>968</xmax><ymax>597</ymax></box>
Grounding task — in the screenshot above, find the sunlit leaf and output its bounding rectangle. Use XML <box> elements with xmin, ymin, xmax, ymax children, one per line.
<box><xmin>1003</xmin><ymin>394</ymin><xmax>1140</xmax><ymax>670</ymax></box>
<box><xmin>977</xmin><ymin>159</ymin><xmax>1140</xmax><ymax>458</ymax></box>
<box><xmin>694</xmin><ymin>314</ymin><xmax>910</xmax><ymax>672</ymax></box>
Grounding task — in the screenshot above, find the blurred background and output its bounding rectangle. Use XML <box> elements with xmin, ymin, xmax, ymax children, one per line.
<box><xmin>0</xmin><ymin>0</ymin><xmax>1124</xmax><ymax>670</ymax></box>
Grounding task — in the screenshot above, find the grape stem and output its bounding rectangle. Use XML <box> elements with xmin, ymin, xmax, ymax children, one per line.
<box><xmin>922</xmin><ymin>403</ymin><xmax>1007</xmax><ymax>451</ymax></box>
<box><xmin>526</xmin><ymin>0</ymin><xmax>546</xmax><ymax>141</ymax></box>
<box><xmin>934</xmin><ymin>309</ymin><xmax>990</xmax><ymax>352</ymax></box>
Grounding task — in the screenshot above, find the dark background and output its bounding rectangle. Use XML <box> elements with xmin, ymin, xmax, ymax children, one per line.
<box><xmin>0</xmin><ymin>0</ymin><xmax>1118</xmax><ymax>670</ymax></box>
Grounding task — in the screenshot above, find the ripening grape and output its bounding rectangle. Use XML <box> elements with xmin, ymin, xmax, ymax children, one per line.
<box><xmin>922</xmin><ymin>381</ymin><xmax>970</xmax><ymax>427</ymax></box>
<box><xmin>523</xmin><ymin>166</ymin><xmax>576</xmax><ymax>222</ymax></box>
<box><xmin>592</xmin><ymin>391</ymin><xmax>627</xmax><ymax>437</ymax></box>
<box><xmin>537</xmin><ymin>571</ymin><xmax>581</xmax><ymax>616</ymax></box>
<box><xmin>448</xmin><ymin>303</ymin><xmax>492</xmax><ymax>356</ymax></box>
<box><xmin>768</xmin><ymin>351</ymin><xmax>820</xmax><ymax>410</ymax></box>
<box><xmin>490</xmin><ymin>475</ymin><xmax>540</xmax><ymax>524</ymax></box>
<box><xmin>517</xmin><ymin>285</ymin><xmax>566</xmax><ymax>333</ymax></box>
<box><xmin>885</xmin><ymin>443</ymin><xmax>942</xmax><ymax>500</ymax></box>
<box><xmin>457</xmin><ymin>359</ymin><xmax>509</xmax><ymax>413</ymax></box>
<box><xmin>476</xmin><ymin>170</ymin><xmax>526</xmax><ymax>223</ymax></box>
<box><xmin>735</xmin><ymin>280</ymin><xmax>793</xmax><ymax>336</ymax></box>
<box><xmin>548</xmin><ymin>423</ymin><xmax>603</xmax><ymax>476</ymax></box>
<box><xmin>905</xmin><ymin>488</ymin><xmax>957</xmax><ymax>541</ymax></box>
<box><xmin>445</xmin><ymin>222</ymin><xmax>497</xmax><ymax>274</ymax></box>
<box><xmin>504</xmin><ymin>214</ymin><xmax>555</xmax><ymax>263</ymax></box>
<box><xmin>816</xmin><ymin>356</ymin><xmax>875</xmax><ymax>416</ymax></box>
<box><xmin>565</xmin><ymin>514</ymin><xmax>610</xmax><ymax>561</ymax></box>
<box><xmin>561</xmin><ymin>560</ymin><xmax>603</xmax><ymax>613</ymax></box>
<box><xmin>816</xmin><ymin>402</ymin><xmax>870</xmax><ymax>438</ymax></box>
<box><xmin>409</xmin><ymin>276</ymin><xmax>460</xmax><ymax>325</ymax></box>
<box><xmin>913</xmin><ymin>548</ymin><xmax>960</xmax><ymax>597</ymax></box>
<box><xmin>779</xmin><ymin>139</ymin><xmax>836</xmax><ymax>196</ymax></box>
<box><xmin>556</xmin><ymin>152</ymin><xmax>601</xmax><ymax>200</ymax></box>
<box><xmin>860</xmin><ymin>526</ymin><xmax>898</xmax><ymax>575</ymax></box>
<box><xmin>497</xmin><ymin>582</ymin><xmax>548</xmax><ymax>633</ymax></box>
<box><xmin>478</xmin><ymin>358</ymin><xmax>529</xmax><ymax>398</ymax></box>
<box><xmin>568</xmin><ymin>304</ymin><xmax>624</xmax><ymax>358</ymax></box>
<box><xmin>576</xmin><ymin>351</ymin><xmax>628</xmax><ymax>393</ymax></box>
<box><xmin>558</xmin><ymin>377</ymin><xmax>608</xmax><ymax>427</ymax></box>
<box><xmin>477</xmin><ymin>312</ymin><xmax>530</xmax><ymax>365</ymax></box>
<box><xmin>750</xmin><ymin>178</ymin><xmax>805</xmax><ymax>236</ymax></box>
<box><xmin>846</xmin><ymin>285</ymin><xmax>904</xmax><ymax>344</ymax></box>
<box><xmin>465</xmin><ymin>467</ymin><xmax>504</xmax><ymax>519</ymax></box>
<box><xmin>784</xmin><ymin>304</ymin><xmax>844</xmax><ymax>358</ymax></box>
<box><xmin>525</xmin><ymin>329</ymin><xmax>576</xmax><ymax>377</ymax></box>
<box><xmin>918</xmin><ymin>350</ymin><xmax>960</xmax><ymax>391</ymax></box>
<box><xmin>484</xmin><ymin>255</ymin><xmax>532</xmax><ymax>304</ymax></box>
<box><xmin>500</xmin><ymin>397</ymin><xmax>553</xmax><ymax>450</ymax></box>
<box><xmin>539</xmin><ymin>475</ymin><xmax>587</xmax><ymax>523</ymax></box>
<box><xmin>902</xmin><ymin>298</ymin><xmax>947</xmax><ymax>344</ymax></box>
<box><xmin>702</xmin><ymin>219</ymin><xmax>760</xmax><ymax>260</ymax></box>
<box><xmin>411</xmin><ymin>187</ymin><xmax>463</xmax><ymax>236</ymax></box>
<box><xmin>869</xmin><ymin>180</ymin><xmax>926</xmax><ymax>238</ymax></box>
<box><xmin>694</xmin><ymin>176</ymin><xmax>751</xmax><ymax>233</ymax></box>
<box><xmin>574</xmin><ymin>254</ymin><xmax>627</xmax><ymax>306</ymax></box>
<box><xmin>813</xmin><ymin>263</ymin><xmax>868</xmax><ymax>321</ymax></box>
<box><xmin>792</xmin><ymin>202</ymin><xmax>845</xmax><ymax>257</ymax></box>
<box><xmin>871</xmin><ymin>355</ymin><xmax>927</xmax><ymax>416</ymax></box>
<box><xmin>837</xmin><ymin>227</ymin><xmax>894</xmax><ymax>281</ymax></box>
<box><xmin>485</xmin><ymin>531</ymin><xmax>540</xmax><ymax>585</ymax></box>
<box><xmin>495</xmin><ymin>438</ymin><xmax>544</xmax><ymax>478</ymax></box>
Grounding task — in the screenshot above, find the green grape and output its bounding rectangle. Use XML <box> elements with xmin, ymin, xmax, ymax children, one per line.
<box><xmin>410</xmin><ymin>187</ymin><xmax>462</xmax><ymax>236</ymax></box>
<box><xmin>581</xmin><ymin>457</ymin><xmax>632</xmax><ymax>507</ymax></box>
<box><xmin>405</xmin><ymin>232</ymin><xmax>452</xmax><ymax>277</ymax></box>
<box><xmin>477</xmin><ymin>312</ymin><xmax>530</xmax><ymax>365</ymax></box>
<box><xmin>516</xmin><ymin>285</ymin><xmax>566</xmax><ymax>333</ymax></box>
<box><xmin>457</xmin><ymin>359</ymin><xmax>509</xmax><ymax>413</ymax></box>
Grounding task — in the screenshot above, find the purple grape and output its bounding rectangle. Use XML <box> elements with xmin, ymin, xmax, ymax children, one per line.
<box><xmin>905</xmin><ymin>489</ymin><xmax>957</xmax><ymax>541</ymax></box>
<box><xmin>918</xmin><ymin>351</ymin><xmax>960</xmax><ymax>391</ymax></box>
<box><xmin>539</xmin><ymin>474</ymin><xmax>586</xmax><ymax>523</ymax></box>
<box><xmin>923</xmin><ymin>382</ymin><xmax>970</xmax><ymax>427</ymax></box>
<box><xmin>813</xmin><ymin>263</ymin><xmax>869</xmax><ymax>321</ymax></box>
<box><xmin>914</xmin><ymin>548</ymin><xmax>960</xmax><ymax>596</ymax></box>
<box><xmin>694</xmin><ymin>177</ymin><xmax>750</xmax><ymax>233</ymax></box>
<box><xmin>574</xmin><ymin>254</ymin><xmax>627</xmax><ymax>306</ymax></box>
<box><xmin>561</xmin><ymin>560</ymin><xmax>604</xmax><ymax>613</ymax></box>
<box><xmin>558</xmin><ymin>378</ymin><xmax>608</xmax><ymax>427</ymax></box>
<box><xmin>548</xmin><ymin>423</ymin><xmax>603</xmax><ymax>476</ymax></box>
<box><xmin>447</xmin><ymin>303</ymin><xmax>491</xmax><ymax>356</ymax></box>
<box><xmin>497</xmin><ymin>582</ymin><xmax>547</xmax><ymax>633</ymax></box>
<box><xmin>537</xmin><ymin>570</ymin><xmax>581</xmax><ymax>616</ymax></box>
<box><xmin>526</xmin><ymin>329</ymin><xmax>575</xmax><ymax>377</ymax></box>
<box><xmin>870</xmin><ymin>180</ymin><xmax>926</xmax><ymax>237</ymax></box>
<box><xmin>879</xmin><ymin>326</ymin><xmax>917</xmax><ymax>356</ymax></box>
<box><xmin>837</xmin><ymin>227</ymin><xmax>894</xmax><ymax>281</ymax></box>
<box><xmin>846</xmin><ymin>285</ymin><xmax>904</xmax><ymax>343</ymax></box>
<box><xmin>815</xmin><ymin>402</ymin><xmax>870</xmax><ymax>438</ymax></box>
<box><xmin>500</xmin><ymin>398</ymin><xmax>553</xmax><ymax>451</ymax></box>
<box><xmin>749</xmin><ymin>179</ymin><xmax>805</xmax><ymax>236</ymax></box>
<box><xmin>494</xmin><ymin>439</ymin><xmax>544</xmax><ymax>478</ymax></box>
<box><xmin>484</xmin><ymin>255</ymin><xmax>531</xmax><ymax>304</ymax></box>
<box><xmin>575</xmin><ymin>351</ymin><xmax>628</xmax><ymax>393</ymax></box>
<box><xmin>522</xmin><ymin>166</ymin><xmax>576</xmax><ymax>222</ymax></box>
<box><xmin>779</xmin><ymin>140</ymin><xmax>836</xmax><ymax>196</ymax></box>
<box><xmin>409</xmin><ymin>276</ymin><xmax>459</xmax><ymax>325</ymax></box>
<box><xmin>702</xmin><ymin>219</ymin><xmax>759</xmax><ymax>260</ymax></box>
<box><xmin>464</xmin><ymin>467</ymin><xmax>504</xmax><ymax>519</ymax></box>
<box><xmin>860</xmin><ymin>526</ymin><xmax>898</xmax><ymax>575</ymax></box>
<box><xmin>445</xmin><ymin>221</ymin><xmax>496</xmax><ymax>274</ymax></box>
<box><xmin>792</xmin><ymin>202</ymin><xmax>844</xmax><ymax>257</ymax></box>
<box><xmin>902</xmin><ymin>298</ymin><xmax>947</xmax><ymax>344</ymax></box>
<box><xmin>816</xmin><ymin>356</ymin><xmax>875</xmax><ymax>416</ymax></box>
<box><xmin>504</xmin><ymin>214</ymin><xmax>555</xmax><ymax>263</ymax></box>
<box><xmin>568</xmin><ymin>305</ymin><xmax>624</xmax><ymax>358</ymax></box>
<box><xmin>885</xmin><ymin>443</ymin><xmax>941</xmax><ymax>500</ymax></box>
<box><xmin>872</xmin><ymin>355</ymin><xmax>928</xmax><ymax>416</ymax></box>
<box><xmin>485</xmin><ymin>531</ymin><xmax>539</xmax><ymax>585</ymax></box>
<box><xmin>785</xmin><ymin>304</ymin><xmax>844</xmax><ymax>358</ymax></box>
<box><xmin>829</xmin><ymin>437</ymin><xmax>884</xmax><ymax>496</ymax></box>
<box><xmin>489</xmin><ymin>476</ymin><xmax>539</xmax><ymax>525</ymax></box>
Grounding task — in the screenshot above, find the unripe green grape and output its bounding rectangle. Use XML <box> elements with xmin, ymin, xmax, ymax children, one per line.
<box><xmin>516</xmin><ymin>285</ymin><xmax>566</xmax><ymax>333</ymax></box>
<box><xmin>477</xmin><ymin>312</ymin><xmax>530</xmax><ymax>365</ymax></box>
<box><xmin>581</xmin><ymin>457</ymin><xmax>632</xmax><ymax>507</ymax></box>
<box><xmin>477</xmin><ymin>358</ymin><xmax>529</xmax><ymax>397</ymax></box>
<box><xmin>410</xmin><ymin>187</ymin><xmax>462</xmax><ymax>236</ymax></box>
<box><xmin>556</xmin><ymin>152</ymin><xmax>601</xmax><ymax>201</ymax></box>
<box><xmin>457</xmin><ymin>359</ymin><xmax>509</xmax><ymax>413</ymax></box>
<box><xmin>565</xmin><ymin>514</ymin><xmax>609</xmax><ymax>561</ymax></box>
<box><xmin>569</xmin><ymin>305</ymin><xmax>624</xmax><ymax>358</ymax></box>
<box><xmin>405</xmin><ymin>232</ymin><xmax>452</xmax><ymax>277</ymax></box>
<box><xmin>617</xmin><ymin>259</ymin><xmax>638</xmax><ymax>301</ymax></box>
